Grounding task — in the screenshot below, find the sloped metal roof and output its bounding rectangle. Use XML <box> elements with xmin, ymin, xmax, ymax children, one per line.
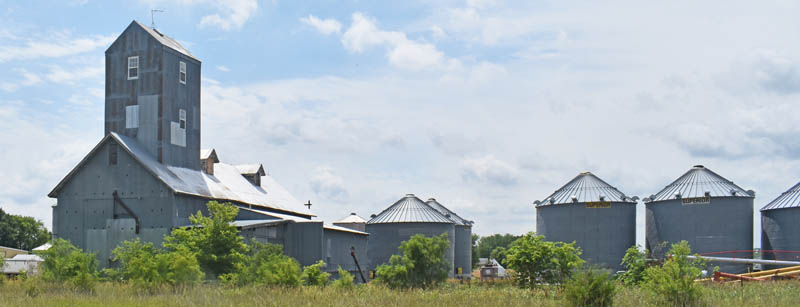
<box><xmin>425</xmin><ymin>198</ymin><xmax>471</xmax><ymax>226</ymax></box>
<box><xmin>334</xmin><ymin>213</ymin><xmax>367</xmax><ymax>224</ymax></box>
<box><xmin>368</xmin><ymin>194</ymin><xmax>454</xmax><ymax>224</ymax></box>
<box><xmin>133</xmin><ymin>21</ymin><xmax>199</xmax><ymax>61</ymax></box>
<box><xmin>761</xmin><ymin>181</ymin><xmax>800</xmax><ymax>211</ymax></box>
<box><xmin>645</xmin><ymin>165</ymin><xmax>752</xmax><ymax>203</ymax></box>
<box><xmin>200</xmin><ymin>149</ymin><xmax>219</xmax><ymax>162</ymax></box>
<box><xmin>536</xmin><ymin>172</ymin><xmax>636</xmax><ymax>207</ymax></box>
<box><xmin>235</xmin><ymin>164</ymin><xmax>265</xmax><ymax>176</ymax></box>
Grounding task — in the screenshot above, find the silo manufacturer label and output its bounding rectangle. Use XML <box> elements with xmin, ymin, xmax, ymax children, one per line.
<box><xmin>585</xmin><ymin>201</ymin><xmax>611</xmax><ymax>208</ymax></box>
<box><xmin>681</xmin><ymin>197</ymin><xmax>711</xmax><ymax>205</ymax></box>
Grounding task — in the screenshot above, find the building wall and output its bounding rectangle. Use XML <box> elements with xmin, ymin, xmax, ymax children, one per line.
<box><xmin>365</xmin><ymin>222</ymin><xmax>455</xmax><ymax>277</ymax></box>
<box><xmin>646</xmin><ymin>197</ymin><xmax>753</xmax><ymax>273</ymax></box>
<box><xmin>537</xmin><ymin>202</ymin><xmax>635</xmax><ymax>271</ymax></box>
<box><xmin>323</xmin><ymin>229</ymin><xmax>369</xmax><ymax>282</ymax></box>
<box><xmin>105</xmin><ymin>23</ymin><xmax>201</xmax><ymax>170</ymax></box>
<box><xmin>454</xmin><ymin>225</ymin><xmax>472</xmax><ymax>277</ymax></box>
<box><xmin>283</xmin><ymin>222</ymin><xmax>324</xmax><ymax>267</ymax></box>
<box><xmin>333</xmin><ymin>222</ymin><xmax>366</xmax><ymax>232</ymax></box>
<box><xmin>53</xmin><ymin>140</ymin><xmax>173</xmax><ymax>267</ymax></box>
<box><xmin>762</xmin><ymin>209</ymin><xmax>800</xmax><ymax>262</ymax></box>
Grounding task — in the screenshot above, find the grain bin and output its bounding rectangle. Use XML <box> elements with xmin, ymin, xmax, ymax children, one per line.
<box><xmin>645</xmin><ymin>165</ymin><xmax>754</xmax><ymax>273</ymax></box>
<box><xmin>535</xmin><ymin>172</ymin><xmax>637</xmax><ymax>271</ymax></box>
<box><xmin>761</xmin><ymin>181</ymin><xmax>800</xmax><ymax>263</ymax></box>
<box><xmin>426</xmin><ymin>198</ymin><xmax>473</xmax><ymax>278</ymax></box>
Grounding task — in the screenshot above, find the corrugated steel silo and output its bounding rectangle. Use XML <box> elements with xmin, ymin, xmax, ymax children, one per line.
<box><xmin>366</xmin><ymin>194</ymin><xmax>456</xmax><ymax>277</ymax></box>
<box><xmin>761</xmin><ymin>181</ymin><xmax>800</xmax><ymax>263</ymax></box>
<box><xmin>645</xmin><ymin>165</ymin><xmax>754</xmax><ymax>273</ymax></box>
<box><xmin>333</xmin><ymin>213</ymin><xmax>367</xmax><ymax>232</ymax></box>
<box><xmin>535</xmin><ymin>172</ymin><xmax>637</xmax><ymax>271</ymax></box>
<box><xmin>426</xmin><ymin>198</ymin><xmax>473</xmax><ymax>278</ymax></box>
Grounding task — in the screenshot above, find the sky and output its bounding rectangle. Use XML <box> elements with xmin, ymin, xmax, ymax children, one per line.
<box><xmin>1</xmin><ymin>1</ymin><xmax>800</xmax><ymax>246</ymax></box>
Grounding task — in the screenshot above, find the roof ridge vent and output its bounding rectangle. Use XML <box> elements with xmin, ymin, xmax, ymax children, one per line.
<box><xmin>693</xmin><ymin>164</ymin><xmax>705</xmax><ymax>168</ymax></box>
<box><xmin>405</xmin><ymin>193</ymin><xmax>415</xmax><ymax>197</ymax></box>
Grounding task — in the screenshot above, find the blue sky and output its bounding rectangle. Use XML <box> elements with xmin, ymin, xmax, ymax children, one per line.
<box><xmin>2</xmin><ymin>1</ymin><xmax>800</xmax><ymax>245</ymax></box>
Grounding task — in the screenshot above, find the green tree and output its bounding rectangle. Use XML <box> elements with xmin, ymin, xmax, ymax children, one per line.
<box><xmin>163</xmin><ymin>201</ymin><xmax>248</xmax><ymax>278</ymax></box>
<box><xmin>642</xmin><ymin>241</ymin><xmax>706</xmax><ymax>306</ymax></box>
<box><xmin>0</xmin><ymin>208</ymin><xmax>50</xmax><ymax>250</ymax></box>
<box><xmin>331</xmin><ymin>266</ymin><xmax>355</xmax><ymax>289</ymax></box>
<box><xmin>490</xmin><ymin>246</ymin><xmax>507</xmax><ymax>266</ymax></box>
<box><xmin>619</xmin><ymin>245</ymin><xmax>648</xmax><ymax>286</ymax></box>
<box><xmin>565</xmin><ymin>268</ymin><xmax>616</xmax><ymax>307</ymax></box>
<box><xmin>471</xmin><ymin>234</ymin><xmax>480</xmax><ymax>269</ymax></box>
<box><xmin>376</xmin><ymin>233</ymin><xmax>451</xmax><ymax>289</ymax></box>
<box><xmin>301</xmin><ymin>260</ymin><xmax>331</xmax><ymax>286</ymax></box>
<box><xmin>504</xmin><ymin>232</ymin><xmax>584</xmax><ymax>288</ymax></box>
<box><xmin>221</xmin><ymin>240</ymin><xmax>301</xmax><ymax>287</ymax></box>
<box><xmin>476</xmin><ymin>233</ymin><xmax>520</xmax><ymax>260</ymax></box>
<box><xmin>105</xmin><ymin>238</ymin><xmax>203</xmax><ymax>291</ymax></box>
<box><xmin>39</xmin><ymin>238</ymin><xmax>98</xmax><ymax>291</ymax></box>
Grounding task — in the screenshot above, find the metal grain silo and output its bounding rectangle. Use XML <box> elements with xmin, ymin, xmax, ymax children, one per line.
<box><xmin>761</xmin><ymin>181</ymin><xmax>800</xmax><ymax>263</ymax></box>
<box><xmin>366</xmin><ymin>194</ymin><xmax>456</xmax><ymax>277</ymax></box>
<box><xmin>645</xmin><ymin>165</ymin><xmax>754</xmax><ymax>273</ymax></box>
<box><xmin>333</xmin><ymin>213</ymin><xmax>367</xmax><ymax>232</ymax></box>
<box><xmin>535</xmin><ymin>172</ymin><xmax>637</xmax><ymax>271</ymax></box>
<box><xmin>426</xmin><ymin>198</ymin><xmax>473</xmax><ymax>278</ymax></box>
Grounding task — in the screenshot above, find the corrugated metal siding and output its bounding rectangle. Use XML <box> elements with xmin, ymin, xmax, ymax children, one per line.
<box><xmin>762</xmin><ymin>209</ymin><xmax>800</xmax><ymax>264</ymax></box>
<box><xmin>646</xmin><ymin>165</ymin><xmax>752</xmax><ymax>202</ymax></box>
<box><xmin>323</xmin><ymin>228</ymin><xmax>369</xmax><ymax>282</ymax></box>
<box><xmin>425</xmin><ymin>199</ymin><xmax>470</xmax><ymax>225</ymax></box>
<box><xmin>368</xmin><ymin>194</ymin><xmax>454</xmax><ymax>224</ymax></box>
<box><xmin>366</xmin><ymin>222</ymin><xmax>455</xmax><ymax>277</ymax></box>
<box><xmin>537</xmin><ymin>172</ymin><xmax>636</xmax><ymax>207</ymax></box>
<box><xmin>761</xmin><ymin>181</ymin><xmax>800</xmax><ymax>211</ymax></box>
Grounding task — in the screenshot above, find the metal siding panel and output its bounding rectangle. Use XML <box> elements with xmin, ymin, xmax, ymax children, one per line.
<box><xmin>366</xmin><ymin>222</ymin><xmax>456</xmax><ymax>277</ymax></box>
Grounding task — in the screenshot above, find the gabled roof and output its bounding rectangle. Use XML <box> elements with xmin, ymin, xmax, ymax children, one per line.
<box><xmin>235</xmin><ymin>164</ymin><xmax>265</xmax><ymax>176</ymax></box>
<box><xmin>239</xmin><ymin>207</ymin><xmax>368</xmax><ymax>235</ymax></box>
<box><xmin>761</xmin><ymin>181</ymin><xmax>800</xmax><ymax>211</ymax></box>
<box><xmin>536</xmin><ymin>172</ymin><xmax>636</xmax><ymax>207</ymax></box>
<box><xmin>367</xmin><ymin>194</ymin><xmax>454</xmax><ymax>224</ymax></box>
<box><xmin>117</xmin><ymin>20</ymin><xmax>199</xmax><ymax>61</ymax></box>
<box><xmin>49</xmin><ymin>133</ymin><xmax>314</xmax><ymax>217</ymax></box>
<box><xmin>200</xmin><ymin>149</ymin><xmax>219</xmax><ymax>163</ymax></box>
<box><xmin>425</xmin><ymin>198</ymin><xmax>471</xmax><ymax>226</ymax></box>
<box><xmin>645</xmin><ymin>165</ymin><xmax>753</xmax><ymax>203</ymax></box>
<box><xmin>334</xmin><ymin>213</ymin><xmax>367</xmax><ymax>224</ymax></box>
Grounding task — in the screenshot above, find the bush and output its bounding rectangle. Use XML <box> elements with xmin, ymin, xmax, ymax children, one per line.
<box><xmin>565</xmin><ymin>269</ymin><xmax>616</xmax><ymax>307</ymax></box>
<box><xmin>39</xmin><ymin>238</ymin><xmax>98</xmax><ymax>292</ymax></box>
<box><xmin>301</xmin><ymin>260</ymin><xmax>330</xmax><ymax>286</ymax></box>
<box><xmin>376</xmin><ymin>233</ymin><xmax>450</xmax><ymax>289</ymax></box>
<box><xmin>332</xmin><ymin>266</ymin><xmax>354</xmax><ymax>289</ymax></box>
<box><xmin>221</xmin><ymin>240</ymin><xmax>301</xmax><ymax>287</ymax></box>
<box><xmin>642</xmin><ymin>241</ymin><xmax>705</xmax><ymax>306</ymax></box>
<box><xmin>504</xmin><ymin>232</ymin><xmax>584</xmax><ymax>288</ymax></box>
<box><xmin>619</xmin><ymin>245</ymin><xmax>647</xmax><ymax>286</ymax></box>
<box><xmin>105</xmin><ymin>238</ymin><xmax>204</xmax><ymax>292</ymax></box>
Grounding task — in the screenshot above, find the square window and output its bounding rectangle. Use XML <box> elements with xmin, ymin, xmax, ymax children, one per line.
<box><xmin>128</xmin><ymin>56</ymin><xmax>139</xmax><ymax>80</ymax></box>
<box><xmin>125</xmin><ymin>105</ymin><xmax>139</xmax><ymax>128</ymax></box>
<box><xmin>179</xmin><ymin>61</ymin><xmax>186</xmax><ymax>84</ymax></box>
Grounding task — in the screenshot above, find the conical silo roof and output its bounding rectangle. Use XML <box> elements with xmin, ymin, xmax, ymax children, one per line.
<box><xmin>761</xmin><ymin>181</ymin><xmax>800</xmax><ymax>211</ymax></box>
<box><xmin>645</xmin><ymin>165</ymin><xmax>752</xmax><ymax>202</ymax></box>
<box><xmin>334</xmin><ymin>212</ymin><xmax>367</xmax><ymax>223</ymax></box>
<box><xmin>368</xmin><ymin>194</ymin><xmax>454</xmax><ymax>224</ymax></box>
<box><xmin>536</xmin><ymin>172</ymin><xmax>636</xmax><ymax>207</ymax></box>
<box><xmin>426</xmin><ymin>198</ymin><xmax>471</xmax><ymax>226</ymax></box>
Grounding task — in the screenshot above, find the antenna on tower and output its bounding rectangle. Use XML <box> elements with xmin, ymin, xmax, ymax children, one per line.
<box><xmin>151</xmin><ymin>9</ymin><xmax>164</xmax><ymax>29</ymax></box>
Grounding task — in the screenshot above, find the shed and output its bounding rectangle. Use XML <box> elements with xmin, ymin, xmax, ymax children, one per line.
<box><xmin>366</xmin><ymin>194</ymin><xmax>455</xmax><ymax>277</ymax></box>
<box><xmin>426</xmin><ymin>198</ymin><xmax>473</xmax><ymax>278</ymax></box>
<box><xmin>761</xmin><ymin>180</ymin><xmax>800</xmax><ymax>263</ymax></box>
<box><xmin>645</xmin><ymin>165</ymin><xmax>754</xmax><ymax>273</ymax></box>
<box><xmin>2</xmin><ymin>254</ymin><xmax>43</xmax><ymax>276</ymax></box>
<box><xmin>535</xmin><ymin>172</ymin><xmax>637</xmax><ymax>271</ymax></box>
<box><xmin>0</xmin><ymin>246</ymin><xmax>28</xmax><ymax>259</ymax></box>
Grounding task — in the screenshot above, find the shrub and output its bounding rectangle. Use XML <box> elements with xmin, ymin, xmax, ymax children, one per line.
<box><xmin>222</xmin><ymin>240</ymin><xmax>301</xmax><ymax>287</ymax></box>
<box><xmin>565</xmin><ymin>269</ymin><xmax>616</xmax><ymax>307</ymax></box>
<box><xmin>39</xmin><ymin>238</ymin><xmax>98</xmax><ymax>292</ymax></box>
<box><xmin>376</xmin><ymin>233</ymin><xmax>450</xmax><ymax>289</ymax></box>
<box><xmin>504</xmin><ymin>232</ymin><xmax>584</xmax><ymax>288</ymax></box>
<box><xmin>301</xmin><ymin>260</ymin><xmax>330</xmax><ymax>286</ymax></box>
<box><xmin>105</xmin><ymin>238</ymin><xmax>204</xmax><ymax>292</ymax></box>
<box><xmin>163</xmin><ymin>201</ymin><xmax>248</xmax><ymax>278</ymax></box>
<box><xmin>642</xmin><ymin>241</ymin><xmax>705</xmax><ymax>306</ymax></box>
<box><xmin>619</xmin><ymin>245</ymin><xmax>647</xmax><ymax>286</ymax></box>
<box><xmin>490</xmin><ymin>246</ymin><xmax>507</xmax><ymax>266</ymax></box>
<box><xmin>332</xmin><ymin>266</ymin><xmax>354</xmax><ymax>289</ymax></box>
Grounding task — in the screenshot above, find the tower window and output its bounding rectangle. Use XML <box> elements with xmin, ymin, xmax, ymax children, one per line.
<box><xmin>109</xmin><ymin>143</ymin><xmax>118</xmax><ymax>166</ymax></box>
<box><xmin>125</xmin><ymin>105</ymin><xmax>139</xmax><ymax>128</ymax></box>
<box><xmin>179</xmin><ymin>61</ymin><xmax>186</xmax><ymax>84</ymax></box>
<box><xmin>128</xmin><ymin>56</ymin><xmax>139</xmax><ymax>80</ymax></box>
<box><xmin>179</xmin><ymin>109</ymin><xmax>186</xmax><ymax>129</ymax></box>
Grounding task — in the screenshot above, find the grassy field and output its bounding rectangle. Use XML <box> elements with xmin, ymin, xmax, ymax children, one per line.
<box><xmin>1</xmin><ymin>279</ymin><xmax>800</xmax><ymax>307</ymax></box>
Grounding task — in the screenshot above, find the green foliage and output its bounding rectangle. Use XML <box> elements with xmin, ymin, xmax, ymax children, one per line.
<box><xmin>105</xmin><ymin>238</ymin><xmax>203</xmax><ymax>291</ymax></box>
<box><xmin>163</xmin><ymin>201</ymin><xmax>248</xmax><ymax>278</ymax></box>
<box><xmin>476</xmin><ymin>233</ymin><xmax>520</xmax><ymax>262</ymax></box>
<box><xmin>471</xmin><ymin>234</ymin><xmax>480</xmax><ymax>269</ymax></box>
<box><xmin>642</xmin><ymin>241</ymin><xmax>706</xmax><ymax>306</ymax></box>
<box><xmin>490</xmin><ymin>246</ymin><xmax>507</xmax><ymax>266</ymax></box>
<box><xmin>619</xmin><ymin>245</ymin><xmax>648</xmax><ymax>286</ymax></box>
<box><xmin>564</xmin><ymin>269</ymin><xmax>616</xmax><ymax>307</ymax></box>
<box><xmin>221</xmin><ymin>240</ymin><xmax>301</xmax><ymax>287</ymax></box>
<box><xmin>504</xmin><ymin>232</ymin><xmax>584</xmax><ymax>288</ymax></box>
<box><xmin>0</xmin><ymin>208</ymin><xmax>51</xmax><ymax>250</ymax></box>
<box><xmin>376</xmin><ymin>233</ymin><xmax>450</xmax><ymax>289</ymax></box>
<box><xmin>39</xmin><ymin>238</ymin><xmax>98</xmax><ymax>292</ymax></box>
<box><xmin>301</xmin><ymin>260</ymin><xmax>331</xmax><ymax>286</ymax></box>
<box><xmin>331</xmin><ymin>266</ymin><xmax>354</xmax><ymax>289</ymax></box>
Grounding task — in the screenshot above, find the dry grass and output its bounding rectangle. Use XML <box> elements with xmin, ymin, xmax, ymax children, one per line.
<box><xmin>1</xmin><ymin>278</ymin><xmax>799</xmax><ymax>307</ymax></box>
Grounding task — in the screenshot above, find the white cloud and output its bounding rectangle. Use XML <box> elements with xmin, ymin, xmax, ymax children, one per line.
<box><xmin>461</xmin><ymin>155</ymin><xmax>520</xmax><ymax>186</ymax></box>
<box><xmin>46</xmin><ymin>64</ymin><xmax>103</xmax><ymax>84</ymax></box>
<box><xmin>310</xmin><ymin>167</ymin><xmax>348</xmax><ymax>201</ymax></box>
<box><xmin>0</xmin><ymin>33</ymin><xmax>115</xmax><ymax>62</ymax></box>
<box><xmin>197</xmin><ymin>0</ymin><xmax>258</xmax><ymax>31</ymax></box>
<box><xmin>300</xmin><ymin>15</ymin><xmax>342</xmax><ymax>35</ymax></box>
<box><xmin>216</xmin><ymin>65</ymin><xmax>231</xmax><ymax>72</ymax></box>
